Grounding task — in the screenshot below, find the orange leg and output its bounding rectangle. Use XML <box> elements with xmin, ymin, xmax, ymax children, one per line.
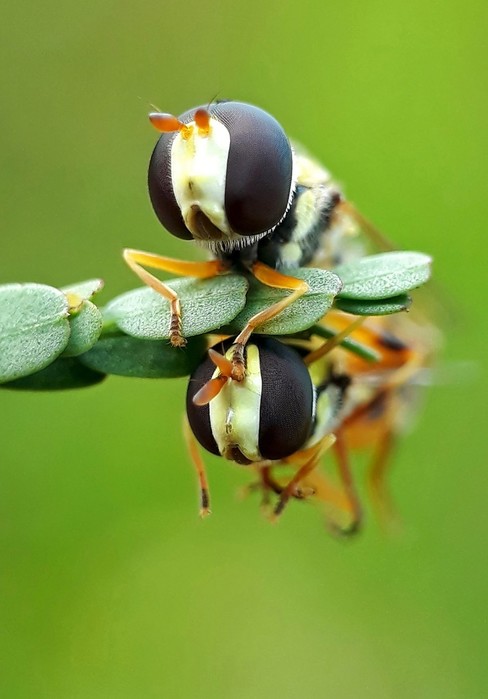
<box><xmin>123</xmin><ymin>248</ymin><xmax>227</xmax><ymax>347</ymax></box>
<box><xmin>260</xmin><ymin>465</ymin><xmax>283</xmax><ymax>497</ymax></box>
<box><xmin>231</xmin><ymin>261</ymin><xmax>309</xmax><ymax>380</ymax></box>
<box><xmin>332</xmin><ymin>433</ymin><xmax>363</xmax><ymax>536</ymax></box>
<box><xmin>367</xmin><ymin>428</ymin><xmax>397</xmax><ymax>530</ymax></box>
<box><xmin>273</xmin><ymin>434</ymin><xmax>336</xmax><ymax>518</ymax></box>
<box><xmin>242</xmin><ymin>464</ymin><xmax>314</xmax><ymax>511</ymax></box>
<box><xmin>237</xmin><ymin>464</ymin><xmax>273</xmax><ymax>510</ymax></box>
<box><xmin>182</xmin><ymin>416</ymin><xmax>211</xmax><ymax>517</ymax></box>
<box><xmin>304</xmin><ymin>316</ymin><xmax>366</xmax><ymax>366</ymax></box>
<box><xmin>257</xmin><ymin>465</ymin><xmax>279</xmax><ymax>510</ymax></box>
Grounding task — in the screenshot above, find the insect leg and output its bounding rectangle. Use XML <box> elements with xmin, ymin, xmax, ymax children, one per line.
<box><xmin>123</xmin><ymin>249</ymin><xmax>226</xmax><ymax>347</ymax></box>
<box><xmin>273</xmin><ymin>433</ymin><xmax>336</xmax><ymax>519</ymax></box>
<box><xmin>243</xmin><ymin>464</ymin><xmax>315</xmax><ymax>511</ymax></box>
<box><xmin>331</xmin><ymin>434</ymin><xmax>363</xmax><ymax>536</ymax></box>
<box><xmin>231</xmin><ymin>261</ymin><xmax>309</xmax><ymax>380</ymax></box>
<box><xmin>257</xmin><ymin>465</ymin><xmax>281</xmax><ymax>510</ymax></box>
<box><xmin>367</xmin><ymin>424</ymin><xmax>398</xmax><ymax>530</ymax></box>
<box><xmin>304</xmin><ymin>316</ymin><xmax>367</xmax><ymax>365</ymax></box>
<box><xmin>182</xmin><ymin>415</ymin><xmax>211</xmax><ymax>517</ymax></box>
<box><xmin>368</xmin><ymin>354</ymin><xmax>422</xmax><ymax>529</ymax></box>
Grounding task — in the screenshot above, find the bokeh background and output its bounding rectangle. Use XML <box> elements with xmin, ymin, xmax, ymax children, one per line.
<box><xmin>1</xmin><ymin>1</ymin><xmax>487</xmax><ymax>697</ymax></box>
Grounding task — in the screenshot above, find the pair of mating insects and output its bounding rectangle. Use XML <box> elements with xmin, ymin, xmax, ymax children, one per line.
<box><xmin>124</xmin><ymin>100</ymin><xmax>434</xmax><ymax>533</ymax></box>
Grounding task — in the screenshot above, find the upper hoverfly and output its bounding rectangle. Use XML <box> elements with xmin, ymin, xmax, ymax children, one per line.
<box><xmin>124</xmin><ymin>100</ymin><xmax>436</xmax><ymax>531</ymax></box>
<box><xmin>124</xmin><ymin>100</ymin><xmax>383</xmax><ymax>379</ymax></box>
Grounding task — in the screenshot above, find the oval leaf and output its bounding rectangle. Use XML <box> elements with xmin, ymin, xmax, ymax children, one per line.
<box><xmin>335</xmin><ymin>252</ymin><xmax>432</xmax><ymax>299</ymax></box>
<box><xmin>334</xmin><ymin>294</ymin><xmax>412</xmax><ymax>316</ymax></box>
<box><xmin>61</xmin><ymin>278</ymin><xmax>104</xmax><ymax>311</ymax></box>
<box><xmin>0</xmin><ymin>283</ymin><xmax>70</xmax><ymax>383</ymax></box>
<box><xmin>79</xmin><ymin>333</ymin><xmax>207</xmax><ymax>378</ymax></box>
<box><xmin>104</xmin><ymin>275</ymin><xmax>248</xmax><ymax>340</ymax></box>
<box><xmin>226</xmin><ymin>268</ymin><xmax>342</xmax><ymax>335</ymax></box>
<box><xmin>2</xmin><ymin>356</ymin><xmax>105</xmax><ymax>390</ymax></box>
<box><xmin>62</xmin><ymin>300</ymin><xmax>103</xmax><ymax>357</ymax></box>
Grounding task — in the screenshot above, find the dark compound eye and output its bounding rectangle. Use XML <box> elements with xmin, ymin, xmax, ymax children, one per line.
<box><xmin>186</xmin><ymin>344</ymin><xmax>221</xmax><ymax>458</ymax></box>
<box><xmin>255</xmin><ymin>336</ymin><xmax>314</xmax><ymax>460</ymax></box>
<box><xmin>148</xmin><ymin>101</ymin><xmax>294</xmax><ymax>240</ymax></box>
<box><xmin>186</xmin><ymin>337</ymin><xmax>314</xmax><ymax>463</ymax></box>
<box><xmin>210</xmin><ymin>102</ymin><xmax>294</xmax><ymax>237</ymax></box>
<box><xmin>148</xmin><ymin>107</ymin><xmax>197</xmax><ymax>241</ymax></box>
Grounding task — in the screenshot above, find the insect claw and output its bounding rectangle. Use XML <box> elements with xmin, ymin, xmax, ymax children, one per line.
<box><xmin>326</xmin><ymin>518</ymin><xmax>362</xmax><ymax>539</ymax></box>
<box><xmin>294</xmin><ymin>485</ymin><xmax>316</xmax><ymax>499</ymax></box>
<box><xmin>170</xmin><ymin>333</ymin><xmax>187</xmax><ymax>348</ymax></box>
<box><xmin>272</xmin><ymin>497</ymin><xmax>288</xmax><ymax>520</ymax></box>
<box><xmin>268</xmin><ymin>511</ymin><xmax>280</xmax><ymax>525</ymax></box>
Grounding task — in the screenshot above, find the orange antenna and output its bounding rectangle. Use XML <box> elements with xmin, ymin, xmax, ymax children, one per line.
<box><xmin>192</xmin><ymin>347</ymin><xmax>234</xmax><ymax>406</ymax></box>
<box><xmin>194</xmin><ymin>107</ymin><xmax>211</xmax><ymax>136</ymax></box>
<box><xmin>208</xmin><ymin>348</ymin><xmax>233</xmax><ymax>376</ymax></box>
<box><xmin>149</xmin><ymin>112</ymin><xmax>191</xmax><ymax>138</ymax></box>
<box><xmin>193</xmin><ymin>375</ymin><xmax>228</xmax><ymax>406</ymax></box>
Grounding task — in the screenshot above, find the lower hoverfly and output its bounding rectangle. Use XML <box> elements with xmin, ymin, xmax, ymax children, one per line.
<box><xmin>184</xmin><ymin>309</ymin><xmax>435</xmax><ymax>531</ymax></box>
<box><xmin>123</xmin><ymin>100</ymin><xmax>388</xmax><ymax>379</ymax></box>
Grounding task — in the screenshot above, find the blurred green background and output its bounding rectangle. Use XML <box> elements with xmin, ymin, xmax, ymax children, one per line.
<box><xmin>1</xmin><ymin>1</ymin><xmax>487</xmax><ymax>697</ymax></box>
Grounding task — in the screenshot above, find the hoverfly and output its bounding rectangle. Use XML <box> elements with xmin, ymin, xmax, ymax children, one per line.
<box><xmin>184</xmin><ymin>309</ymin><xmax>434</xmax><ymax>532</ymax></box>
<box><xmin>125</xmin><ymin>100</ymin><xmax>435</xmax><ymax>531</ymax></box>
<box><xmin>124</xmin><ymin>100</ymin><xmax>387</xmax><ymax>379</ymax></box>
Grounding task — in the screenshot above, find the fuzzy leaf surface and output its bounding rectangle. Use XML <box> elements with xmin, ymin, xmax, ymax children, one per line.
<box><xmin>335</xmin><ymin>252</ymin><xmax>431</xmax><ymax>299</ymax></box>
<box><xmin>0</xmin><ymin>283</ymin><xmax>70</xmax><ymax>383</ymax></box>
<box><xmin>104</xmin><ymin>275</ymin><xmax>248</xmax><ymax>340</ymax></box>
<box><xmin>226</xmin><ymin>268</ymin><xmax>342</xmax><ymax>335</ymax></box>
<box><xmin>63</xmin><ymin>300</ymin><xmax>103</xmax><ymax>356</ymax></box>
<box><xmin>61</xmin><ymin>279</ymin><xmax>104</xmax><ymax>308</ymax></box>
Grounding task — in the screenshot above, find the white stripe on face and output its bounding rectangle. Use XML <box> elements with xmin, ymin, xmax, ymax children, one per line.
<box><xmin>171</xmin><ymin>117</ymin><xmax>232</xmax><ymax>238</ymax></box>
<box><xmin>209</xmin><ymin>344</ymin><xmax>263</xmax><ymax>462</ymax></box>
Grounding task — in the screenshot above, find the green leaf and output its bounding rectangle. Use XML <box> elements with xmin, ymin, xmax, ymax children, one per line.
<box><xmin>79</xmin><ymin>333</ymin><xmax>207</xmax><ymax>378</ymax></box>
<box><xmin>335</xmin><ymin>251</ymin><xmax>432</xmax><ymax>299</ymax></box>
<box><xmin>62</xmin><ymin>300</ymin><xmax>103</xmax><ymax>357</ymax></box>
<box><xmin>334</xmin><ymin>294</ymin><xmax>412</xmax><ymax>316</ymax></box>
<box><xmin>103</xmin><ymin>275</ymin><xmax>249</xmax><ymax>340</ymax></box>
<box><xmin>226</xmin><ymin>268</ymin><xmax>342</xmax><ymax>335</ymax></box>
<box><xmin>61</xmin><ymin>279</ymin><xmax>104</xmax><ymax>310</ymax></box>
<box><xmin>2</xmin><ymin>356</ymin><xmax>105</xmax><ymax>390</ymax></box>
<box><xmin>0</xmin><ymin>283</ymin><xmax>70</xmax><ymax>383</ymax></box>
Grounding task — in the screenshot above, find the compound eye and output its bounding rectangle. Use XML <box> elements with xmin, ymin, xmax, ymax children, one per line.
<box><xmin>212</xmin><ymin>102</ymin><xmax>294</xmax><ymax>236</ymax></box>
<box><xmin>147</xmin><ymin>106</ymin><xmax>200</xmax><ymax>240</ymax></box>
<box><xmin>255</xmin><ymin>337</ymin><xmax>314</xmax><ymax>460</ymax></box>
<box><xmin>186</xmin><ymin>348</ymin><xmax>221</xmax><ymax>457</ymax></box>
